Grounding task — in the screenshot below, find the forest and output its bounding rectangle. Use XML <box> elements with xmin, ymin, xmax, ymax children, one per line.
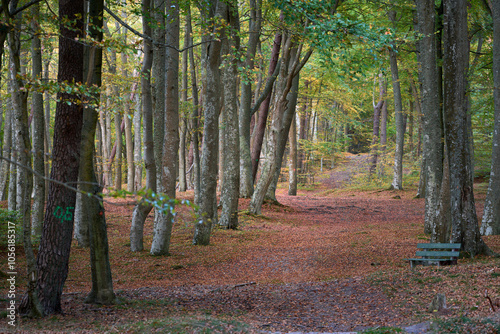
<box><xmin>1</xmin><ymin>0</ymin><xmax>500</xmax><ymax>332</ymax></box>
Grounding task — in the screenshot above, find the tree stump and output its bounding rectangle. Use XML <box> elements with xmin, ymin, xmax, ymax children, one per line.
<box><xmin>428</xmin><ymin>293</ymin><xmax>446</xmax><ymax>312</ymax></box>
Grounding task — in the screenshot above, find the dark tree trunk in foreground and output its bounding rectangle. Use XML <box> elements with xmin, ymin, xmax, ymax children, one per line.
<box><xmin>481</xmin><ymin>0</ymin><xmax>500</xmax><ymax>236</ymax></box>
<box><xmin>20</xmin><ymin>0</ymin><xmax>85</xmax><ymax>315</ymax></box>
<box><xmin>443</xmin><ymin>0</ymin><xmax>489</xmax><ymax>256</ymax></box>
<box><xmin>81</xmin><ymin>0</ymin><xmax>115</xmax><ymax>304</ymax></box>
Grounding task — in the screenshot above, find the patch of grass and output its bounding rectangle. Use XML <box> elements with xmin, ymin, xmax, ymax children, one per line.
<box><xmin>432</xmin><ymin>316</ymin><xmax>500</xmax><ymax>333</ymax></box>
<box><xmin>116</xmin><ymin>315</ymin><xmax>253</xmax><ymax>333</ymax></box>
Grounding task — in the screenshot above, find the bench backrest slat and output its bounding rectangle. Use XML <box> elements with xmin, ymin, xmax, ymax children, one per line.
<box><xmin>417</xmin><ymin>243</ymin><xmax>461</xmax><ymax>249</ymax></box>
<box><xmin>415</xmin><ymin>250</ymin><xmax>459</xmax><ymax>258</ymax></box>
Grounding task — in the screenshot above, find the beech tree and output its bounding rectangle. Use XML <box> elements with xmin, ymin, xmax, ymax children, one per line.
<box><xmin>193</xmin><ymin>0</ymin><xmax>224</xmax><ymax>245</ymax></box>
<box><xmin>442</xmin><ymin>0</ymin><xmax>489</xmax><ymax>255</ymax></box>
<box><xmin>19</xmin><ymin>0</ymin><xmax>85</xmax><ymax>315</ymax></box>
<box><xmin>481</xmin><ymin>0</ymin><xmax>500</xmax><ymax>236</ymax></box>
<box><xmin>220</xmin><ymin>0</ymin><xmax>241</xmax><ymax>229</ymax></box>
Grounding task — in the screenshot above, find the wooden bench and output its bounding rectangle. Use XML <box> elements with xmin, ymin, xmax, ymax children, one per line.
<box><xmin>407</xmin><ymin>243</ymin><xmax>461</xmax><ymax>269</ymax></box>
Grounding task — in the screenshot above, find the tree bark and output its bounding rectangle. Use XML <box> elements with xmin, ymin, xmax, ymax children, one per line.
<box><xmin>151</xmin><ymin>0</ymin><xmax>180</xmax><ymax>256</ymax></box>
<box><xmin>179</xmin><ymin>21</ymin><xmax>189</xmax><ymax>193</ymax></box>
<box><xmin>185</xmin><ymin>5</ymin><xmax>201</xmax><ymax>204</ymax></box>
<box><xmin>8</xmin><ymin>5</ymin><xmax>43</xmax><ymax>317</ymax></box>
<box><xmin>0</xmin><ymin>94</ymin><xmax>12</xmax><ymax>201</ymax></box>
<box><xmin>19</xmin><ymin>0</ymin><xmax>85</xmax><ymax>315</ymax></box>
<box><xmin>130</xmin><ymin>0</ymin><xmax>156</xmax><ymax>252</ymax></box>
<box><xmin>415</xmin><ymin>0</ymin><xmax>444</xmax><ymax>236</ymax></box>
<box><xmin>153</xmin><ymin>0</ymin><xmax>166</xmax><ymax>193</ymax></box>
<box><xmin>220</xmin><ymin>0</ymin><xmax>240</xmax><ymax>229</ymax></box>
<box><xmin>31</xmin><ymin>2</ymin><xmax>45</xmax><ymax>237</ymax></box>
<box><xmin>251</xmin><ymin>21</ymin><xmax>283</xmax><ymax>182</ymax></box>
<box><xmin>388</xmin><ymin>10</ymin><xmax>404</xmax><ymax>190</ymax></box>
<box><xmin>266</xmin><ymin>63</ymin><xmax>300</xmax><ymax>202</ymax></box>
<box><xmin>133</xmin><ymin>70</ymin><xmax>143</xmax><ymax>190</ymax></box>
<box><xmin>193</xmin><ymin>0</ymin><xmax>224</xmax><ymax>245</ymax></box>
<box><xmin>443</xmin><ymin>0</ymin><xmax>489</xmax><ymax>256</ymax></box>
<box><xmin>369</xmin><ymin>73</ymin><xmax>385</xmax><ymax>176</ymax></box>
<box><xmin>481</xmin><ymin>0</ymin><xmax>500</xmax><ymax>236</ymax></box>
<box><xmin>239</xmin><ymin>0</ymin><xmax>262</xmax><ymax>198</ymax></box>
<box><xmin>288</xmin><ymin>112</ymin><xmax>298</xmax><ymax>196</ymax></box>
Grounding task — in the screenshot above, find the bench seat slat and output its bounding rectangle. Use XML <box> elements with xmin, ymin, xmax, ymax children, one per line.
<box><xmin>407</xmin><ymin>258</ymin><xmax>456</xmax><ymax>262</ymax></box>
<box><xmin>415</xmin><ymin>250</ymin><xmax>459</xmax><ymax>257</ymax></box>
<box><xmin>417</xmin><ymin>243</ymin><xmax>461</xmax><ymax>249</ymax></box>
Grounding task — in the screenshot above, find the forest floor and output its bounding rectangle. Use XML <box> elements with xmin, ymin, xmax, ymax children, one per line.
<box><xmin>2</xmin><ymin>153</ymin><xmax>500</xmax><ymax>333</ymax></box>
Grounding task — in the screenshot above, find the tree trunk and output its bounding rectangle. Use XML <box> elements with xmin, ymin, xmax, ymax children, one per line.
<box><xmin>114</xmin><ymin>104</ymin><xmax>122</xmax><ymax>191</ymax></box>
<box><xmin>220</xmin><ymin>0</ymin><xmax>240</xmax><ymax>229</ymax></box>
<box><xmin>369</xmin><ymin>73</ymin><xmax>385</xmax><ymax>176</ymax></box>
<box><xmin>185</xmin><ymin>5</ymin><xmax>201</xmax><ymax>204</ymax></box>
<box><xmin>130</xmin><ymin>0</ymin><xmax>156</xmax><ymax>252</ymax></box>
<box><xmin>288</xmin><ymin>112</ymin><xmax>297</xmax><ymax>196</ymax></box>
<box><xmin>266</xmin><ymin>64</ymin><xmax>300</xmax><ymax>202</ymax></box>
<box><xmin>481</xmin><ymin>0</ymin><xmax>500</xmax><ymax>236</ymax></box>
<box><xmin>239</xmin><ymin>0</ymin><xmax>262</xmax><ymax>198</ymax></box>
<box><xmin>133</xmin><ymin>71</ymin><xmax>143</xmax><ymax>190</ymax></box>
<box><xmin>298</xmin><ymin>81</ymin><xmax>309</xmax><ymax>173</ymax></box>
<box><xmin>0</xmin><ymin>96</ymin><xmax>12</xmax><ymax>201</ymax></box>
<box><xmin>388</xmin><ymin>11</ymin><xmax>404</xmax><ymax>190</ymax></box>
<box><xmin>415</xmin><ymin>0</ymin><xmax>444</xmax><ymax>236</ymax></box>
<box><xmin>77</xmin><ymin>0</ymin><xmax>115</xmax><ymax>304</ymax></box>
<box><xmin>151</xmin><ymin>0</ymin><xmax>180</xmax><ymax>256</ymax></box>
<box><xmin>193</xmin><ymin>0</ymin><xmax>224</xmax><ymax>245</ymax></box>
<box><xmin>153</xmin><ymin>0</ymin><xmax>166</xmax><ymax>193</ymax></box>
<box><xmin>251</xmin><ymin>17</ymin><xmax>283</xmax><ymax>182</ymax></box>
<box><xmin>122</xmin><ymin>46</ymin><xmax>135</xmax><ymax>193</ymax></box>
<box><xmin>19</xmin><ymin>0</ymin><xmax>85</xmax><ymax>316</ymax></box>
<box><xmin>8</xmin><ymin>7</ymin><xmax>43</xmax><ymax>317</ymax></box>
<box><xmin>250</xmin><ymin>34</ymin><xmax>311</xmax><ymax>214</ymax></box>
<box><xmin>31</xmin><ymin>3</ymin><xmax>45</xmax><ymax>237</ymax></box>
<box><xmin>179</xmin><ymin>23</ymin><xmax>189</xmax><ymax>193</ymax></box>
<box><xmin>443</xmin><ymin>0</ymin><xmax>489</xmax><ymax>256</ymax></box>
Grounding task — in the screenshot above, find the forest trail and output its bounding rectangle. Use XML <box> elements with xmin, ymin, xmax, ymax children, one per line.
<box><xmin>10</xmin><ymin>153</ymin><xmax>500</xmax><ymax>333</ymax></box>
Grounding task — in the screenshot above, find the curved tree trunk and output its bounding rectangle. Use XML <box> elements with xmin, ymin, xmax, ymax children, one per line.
<box><xmin>266</xmin><ymin>66</ymin><xmax>300</xmax><ymax>202</ymax></box>
<box><xmin>238</xmin><ymin>0</ymin><xmax>262</xmax><ymax>198</ymax></box>
<box><xmin>251</xmin><ymin>20</ymin><xmax>282</xmax><ymax>183</ymax></box>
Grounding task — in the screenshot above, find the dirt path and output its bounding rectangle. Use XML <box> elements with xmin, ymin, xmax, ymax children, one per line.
<box><xmin>9</xmin><ymin>154</ymin><xmax>500</xmax><ymax>333</ymax></box>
